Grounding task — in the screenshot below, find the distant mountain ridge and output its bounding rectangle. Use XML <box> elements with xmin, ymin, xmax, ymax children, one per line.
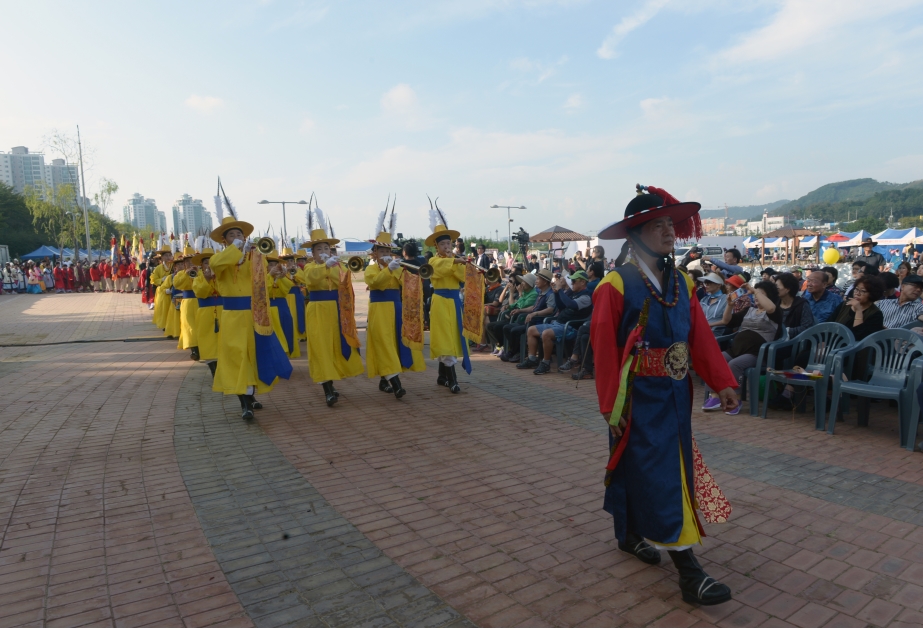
<box><xmin>707</xmin><ymin>199</ymin><xmax>790</xmax><ymax>222</ymax></box>
<box><xmin>773</xmin><ymin>178</ymin><xmax>923</xmax><ymax>216</ymax></box>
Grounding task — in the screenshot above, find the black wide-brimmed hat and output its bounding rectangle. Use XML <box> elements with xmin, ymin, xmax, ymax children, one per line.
<box><xmin>860</xmin><ymin>237</ymin><xmax>878</xmax><ymax>247</ymax></box>
<box><xmin>599</xmin><ymin>184</ymin><xmax>702</xmax><ymax>241</ymax></box>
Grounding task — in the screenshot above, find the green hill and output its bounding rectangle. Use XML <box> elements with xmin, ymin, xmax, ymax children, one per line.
<box><xmin>711</xmin><ymin>199</ymin><xmax>790</xmax><ymax>222</ymax></box>
<box><xmin>775</xmin><ymin>178</ymin><xmax>923</xmax><ymax>215</ymax></box>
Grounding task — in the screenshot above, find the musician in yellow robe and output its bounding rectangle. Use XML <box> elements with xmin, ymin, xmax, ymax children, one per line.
<box><xmin>190</xmin><ymin>248</ymin><xmax>222</xmax><ymax>379</ymax></box>
<box><xmin>163</xmin><ymin>256</ymin><xmax>182</xmax><ymax>340</ymax></box>
<box><xmin>173</xmin><ymin>246</ymin><xmax>199</xmax><ymax>359</ymax></box>
<box><xmin>151</xmin><ymin>248</ymin><xmax>173</xmax><ymax>329</ymax></box>
<box><xmin>280</xmin><ymin>248</ymin><xmax>306</xmax><ymax>345</ymax></box>
<box><xmin>425</xmin><ymin>218</ymin><xmax>468</xmax><ymax>393</ymax></box>
<box><xmin>266</xmin><ymin>253</ymin><xmax>299</xmax><ymax>358</ymax></box>
<box><xmin>209</xmin><ymin>216</ymin><xmax>293</xmax><ymax>419</ymax></box>
<box><xmin>364</xmin><ymin>230</ymin><xmax>425</xmax><ymax>399</ymax></box>
<box><xmin>303</xmin><ymin>215</ymin><xmax>363</xmax><ymax>407</ymax></box>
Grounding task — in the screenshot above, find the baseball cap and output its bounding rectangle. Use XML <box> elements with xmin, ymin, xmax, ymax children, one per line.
<box><xmin>569</xmin><ymin>270</ymin><xmax>590</xmax><ymax>282</ymax></box>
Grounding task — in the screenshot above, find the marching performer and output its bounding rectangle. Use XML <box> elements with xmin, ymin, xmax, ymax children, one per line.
<box><xmin>163</xmin><ymin>248</ymin><xmax>183</xmax><ymax>340</ymax></box>
<box><xmin>266</xmin><ymin>251</ymin><xmax>299</xmax><ymax>358</ymax></box>
<box><xmin>280</xmin><ymin>247</ymin><xmax>307</xmax><ymax>344</ymax></box>
<box><xmin>302</xmin><ymin>207</ymin><xmax>363</xmax><ymax>406</ymax></box>
<box><xmin>208</xmin><ymin>183</ymin><xmax>292</xmax><ymax>419</ymax></box>
<box><xmin>173</xmin><ymin>245</ymin><xmax>200</xmax><ymax>360</ymax></box>
<box><xmin>150</xmin><ymin>245</ymin><xmax>173</xmax><ymax>329</ymax></box>
<box><xmin>424</xmin><ymin>199</ymin><xmax>470</xmax><ymax>393</ymax></box>
<box><xmin>364</xmin><ymin>203</ymin><xmax>425</xmax><ymax>399</ymax></box>
<box><xmin>592</xmin><ymin>185</ymin><xmax>738</xmax><ymax>606</ymax></box>
<box><xmin>190</xmin><ymin>247</ymin><xmax>222</xmax><ymax>379</ymax></box>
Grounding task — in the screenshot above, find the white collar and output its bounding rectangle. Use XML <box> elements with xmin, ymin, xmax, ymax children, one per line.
<box><xmin>635</xmin><ymin>255</ymin><xmax>661</xmax><ymax>292</ymax></box>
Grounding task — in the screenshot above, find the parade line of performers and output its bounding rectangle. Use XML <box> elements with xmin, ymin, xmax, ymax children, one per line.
<box><xmin>146</xmin><ymin>184</ymin><xmax>744</xmax><ymax>608</ymax></box>
<box><xmin>146</xmin><ymin>197</ymin><xmax>485</xmax><ymax>417</ymax></box>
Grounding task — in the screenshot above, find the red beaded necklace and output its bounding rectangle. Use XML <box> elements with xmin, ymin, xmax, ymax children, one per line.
<box><xmin>633</xmin><ymin>259</ymin><xmax>680</xmax><ymax>308</ymax></box>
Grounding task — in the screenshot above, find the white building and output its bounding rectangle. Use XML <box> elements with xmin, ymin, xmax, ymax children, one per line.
<box><xmin>0</xmin><ymin>146</ymin><xmax>77</xmax><ymax>196</ymax></box>
<box><xmin>171</xmin><ymin>194</ymin><xmax>213</xmax><ymax>236</ymax></box>
<box><xmin>123</xmin><ymin>193</ymin><xmax>167</xmax><ymax>233</ymax></box>
<box><xmin>746</xmin><ymin>212</ymin><xmax>787</xmax><ymax>235</ymax></box>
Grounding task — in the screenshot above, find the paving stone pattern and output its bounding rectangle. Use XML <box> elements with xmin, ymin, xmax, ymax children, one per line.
<box><xmin>174</xmin><ymin>367</ymin><xmax>469</xmax><ymax>628</ymax></box>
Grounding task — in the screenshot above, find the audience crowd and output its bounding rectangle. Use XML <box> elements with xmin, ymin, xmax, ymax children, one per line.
<box><xmin>1</xmin><ymin>256</ymin><xmax>144</xmax><ymax>295</ymax></box>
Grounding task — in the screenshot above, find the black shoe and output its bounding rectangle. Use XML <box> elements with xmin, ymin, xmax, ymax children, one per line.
<box><xmin>669</xmin><ymin>549</ymin><xmax>732</xmax><ymax>606</ymax></box>
<box><xmin>558</xmin><ymin>359</ymin><xmax>575</xmax><ymax>372</ymax></box>
<box><xmin>499</xmin><ymin>352</ymin><xmax>511</xmax><ymax>362</ymax></box>
<box><xmin>618</xmin><ymin>533</ymin><xmax>661</xmax><ymax>565</ymax></box>
<box><xmin>507</xmin><ymin>353</ymin><xmax>520</xmax><ymax>363</ymax></box>
<box><xmin>190</xmin><ymin>347</ymin><xmax>200</xmax><ymax>361</ymax></box>
<box><xmin>238</xmin><ymin>395</ymin><xmax>254</xmax><ymax>420</ymax></box>
<box><xmin>207</xmin><ymin>362</ymin><xmax>217</xmax><ymax>377</ymax></box>
<box><xmin>379</xmin><ymin>377</ymin><xmax>393</xmax><ymax>393</ymax></box>
<box><xmin>437</xmin><ymin>363</ymin><xmax>448</xmax><ymax>386</ymax></box>
<box><xmin>517</xmin><ymin>357</ymin><xmax>540</xmax><ymax>370</ymax></box>
<box><xmin>446</xmin><ymin>365</ymin><xmax>461</xmax><ymax>394</ymax></box>
<box><xmin>322</xmin><ymin>382</ymin><xmax>338</xmax><ymax>407</ymax></box>
<box><xmin>248</xmin><ymin>395</ymin><xmax>263</xmax><ymax>410</ymax></box>
<box><xmin>533</xmin><ymin>361</ymin><xmax>551</xmax><ymax>375</ymax></box>
<box><xmin>389</xmin><ymin>375</ymin><xmax>406</xmax><ymax>399</ymax></box>
<box><xmin>572</xmin><ymin>368</ymin><xmax>594</xmax><ymax>380</ymax></box>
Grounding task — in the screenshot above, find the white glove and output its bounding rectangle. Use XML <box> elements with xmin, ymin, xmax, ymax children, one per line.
<box><xmin>388</xmin><ymin>259</ymin><xmax>401</xmax><ymax>271</ymax></box>
<box><xmin>233</xmin><ymin>239</ymin><xmax>244</xmax><ymax>249</ymax></box>
<box><xmin>318</xmin><ymin>253</ymin><xmax>329</xmax><ymax>262</ymax></box>
<box><xmin>380</xmin><ymin>256</ymin><xmax>392</xmax><ymax>264</ymax></box>
<box><xmin>325</xmin><ymin>256</ymin><xmax>339</xmax><ymax>268</ymax></box>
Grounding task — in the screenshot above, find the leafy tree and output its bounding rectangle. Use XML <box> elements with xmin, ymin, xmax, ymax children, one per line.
<box><xmin>24</xmin><ymin>182</ymin><xmax>77</xmax><ymax>258</ymax></box>
<box><xmin>0</xmin><ymin>183</ymin><xmax>49</xmax><ymax>258</ymax></box>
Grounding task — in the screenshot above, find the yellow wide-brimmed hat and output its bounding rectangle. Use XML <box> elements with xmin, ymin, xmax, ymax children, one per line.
<box><xmin>295</xmin><ymin>249</ymin><xmax>309</xmax><ymax>259</ymax></box>
<box><xmin>189</xmin><ymin>248</ymin><xmax>216</xmax><ymax>266</ymax></box>
<box><xmin>280</xmin><ymin>247</ymin><xmax>295</xmax><ymax>259</ymax></box>
<box><xmin>424</xmin><ymin>223</ymin><xmax>460</xmax><ymax>247</ymax></box>
<box><xmin>301</xmin><ymin>228</ymin><xmax>339</xmax><ymax>249</ymax></box>
<box><xmin>210</xmin><ymin>215</ymin><xmax>254</xmax><ymax>242</ymax></box>
<box><xmin>370</xmin><ymin>231</ymin><xmax>393</xmax><ymax>248</ymax></box>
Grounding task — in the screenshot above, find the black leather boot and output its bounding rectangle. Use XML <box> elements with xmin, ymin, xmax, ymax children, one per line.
<box><xmin>437</xmin><ymin>363</ymin><xmax>448</xmax><ymax>386</ymax></box>
<box><xmin>238</xmin><ymin>395</ymin><xmax>254</xmax><ymax>420</ymax></box>
<box><xmin>331</xmin><ymin>383</ymin><xmax>340</xmax><ymax>399</ymax></box>
<box><xmin>389</xmin><ymin>375</ymin><xmax>406</xmax><ymax>399</ymax></box>
<box><xmin>446</xmin><ymin>365</ymin><xmax>461</xmax><ymax>394</ymax></box>
<box><xmin>618</xmin><ymin>532</ymin><xmax>661</xmax><ymax>565</ymax></box>
<box><xmin>379</xmin><ymin>377</ymin><xmax>393</xmax><ymax>393</ymax></box>
<box><xmin>248</xmin><ymin>395</ymin><xmax>263</xmax><ymax>410</ymax></box>
<box><xmin>207</xmin><ymin>361</ymin><xmax>217</xmax><ymax>378</ymax></box>
<box><xmin>668</xmin><ymin>549</ymin><xmax>731</xmax><ymax>606</ymax></box>
<box><xmin>322</xmin><ymin>382</ymin><xmax>337</xmax><ymax>407</ymax></box>
<box><xmin>190</xmin><ymin>346</ymin><xmax>199</xmax><ymax>361</ymax></box>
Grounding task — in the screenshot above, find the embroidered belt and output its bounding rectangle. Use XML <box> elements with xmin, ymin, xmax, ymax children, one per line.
<box><xmin>636</xmin><ymin>342</ymin><xmax>689</xmax><ymax>380</ymax></box>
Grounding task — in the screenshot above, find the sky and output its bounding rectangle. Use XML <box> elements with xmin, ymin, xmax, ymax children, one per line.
<box><xmin>2</xmin><ymin>0</ymin><xmax>923</xmax><ymax>245</ymax></box>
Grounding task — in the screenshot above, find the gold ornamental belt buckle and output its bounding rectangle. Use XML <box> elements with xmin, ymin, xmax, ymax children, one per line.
<box><xmin>663</xmin><ymin>342</ymin><xmax>689</xmax><ymax>380</ymax></box>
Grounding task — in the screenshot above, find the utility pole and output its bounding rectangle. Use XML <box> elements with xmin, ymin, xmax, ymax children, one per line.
<box><xmin>77</xmin><ymin>126</ymin><xmax>92</xmax><ymax>261</ymax></box>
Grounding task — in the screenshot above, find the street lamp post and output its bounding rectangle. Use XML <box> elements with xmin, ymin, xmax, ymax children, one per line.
<box><xmin>490</xmin><ymin>204</ymin><xmax>526</xmax><ymax>253</ymax></box>
<box><xmin>258</xmin><ymin>199</ymin><xmax>308</xmax><ymax>247</ymax></box>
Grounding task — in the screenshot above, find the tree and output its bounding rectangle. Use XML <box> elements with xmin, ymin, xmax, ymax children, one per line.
<box><xmin>0</xmin><ymin>183</ymin><xmax>48</xmax><ymax>258</ymax></box>
<box><xmin>24</xmin><ymin>182</ymin><xmax>77</xmax><ymax>258</ymax></box>
<box><xmin>93</xmin><ymin>178</ymin><xmax>118</xmax><ymax>218</ymax></box>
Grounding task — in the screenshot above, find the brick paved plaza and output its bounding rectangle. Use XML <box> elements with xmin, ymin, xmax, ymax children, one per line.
<box><xmin>2</xmin><ymin>292</ymin><xmax>923</xmax><ymax>628</ymax></box>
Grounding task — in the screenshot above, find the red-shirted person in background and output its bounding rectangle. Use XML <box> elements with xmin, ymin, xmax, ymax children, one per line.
<box><xmin>129</xmin><ymin>257</ymin><xmax>140</xmax><ymax>293</ymax></box>
<box><xmin>117</xmin><ymin>256</ymin><xmax>130</xmax><ymax>293</ymax></box>
<box><xmin>88</xmin><ymin>262</ymin><xmax>102</xmax><ymax>292</ymax></box>
<box><xmin>65</xmin><ymin>264</ymin><xmax>76</xmax><ymax>293</ymax></box>
<box><xmin>53</xmin><ymin>263</ymin><xmax>66</xmax><ymax>294</ymax></box>
<box><xmin>98</xmin><ymin>260</ymin><xmax>108</xmax><ymax>291</ymax></box>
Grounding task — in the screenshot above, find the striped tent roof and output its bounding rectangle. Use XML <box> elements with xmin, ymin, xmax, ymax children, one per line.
<box><xmin>530</xmin><ymin>225</ymin><xmax>591</xmax><ymax>242</ymax></box>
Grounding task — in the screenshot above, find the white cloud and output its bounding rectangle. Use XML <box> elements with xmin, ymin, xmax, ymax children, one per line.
<box><xmin>184</xmin><ymin>95</ymin><xmax>224</xmax><ymax>113</ymax></box>
<box><xmin>563</xmin><ymin>93</ymin><xmax>584</xmax><ymax>112</ymax></box>
<box><xmin>597</xmin><ymin>0</ymin><xmax>670</xmax><ymax>60</ymax></box>
<box><xmin>715</xmin><ymin>0</ymin><xmax>923</xmax><ymax>64</ymax></box>
<box><xmin>380</xmin><ymin>83</ymin><xmax>418</xmax><ymax>115</ymax></box>
<box><xmin>299</xmin><ymin>117</ymin><xmax>316</xmax><ymax>134</ymax></box>
<box><xmin>509</xmin><ymin>55</ymin><xmax>568</xmax><ymax>83</ymax></box>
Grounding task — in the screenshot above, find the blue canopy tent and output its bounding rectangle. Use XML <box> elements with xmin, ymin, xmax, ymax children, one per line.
<box><xmin>20</xmin><ymin>245</ymin><xmax>64</xmax><ymax>261</ymax></box>
<box><xmin>343</xmin><ymin>240</ymin><xmax>372</xmax><ymax>253</ymax></box>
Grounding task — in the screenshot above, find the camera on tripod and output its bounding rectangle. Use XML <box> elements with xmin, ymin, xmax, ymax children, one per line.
<box><xmin>514</xmin><ymin>227</ymin><xmax>530</xmax><ymax>254</ymax></box>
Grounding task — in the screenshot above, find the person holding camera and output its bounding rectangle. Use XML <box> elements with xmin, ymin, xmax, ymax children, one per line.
<box><xmin>518</xmin><ymin>270</ymin><xmax>593</xmax><ymax>374</ymax></box>
<box><xmin>487</xmin><ymin>273</ymin><xmax>538</xmax><ymax>358</ymax></box>
<box><xmin>496</xmin><ymin>271</ymin><xmax>555</xmax><ymax>362</ymax></box>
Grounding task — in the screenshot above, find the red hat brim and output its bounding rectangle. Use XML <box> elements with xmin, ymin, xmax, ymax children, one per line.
<box><xmin>598</xmin><ymin>202</ymin><xmax>701</xmax><ymax>240</ymax></box>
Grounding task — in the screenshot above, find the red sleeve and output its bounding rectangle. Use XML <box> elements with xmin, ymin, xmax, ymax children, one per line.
<box><xmin>590</xmin><ymin>281</ymin><xmax>625</xmax><ymax>416</ymax></box>
<box><xmin>688</xmin><ymin>293</ymin><xmax>738</xmax><ymax>392</ymax></box>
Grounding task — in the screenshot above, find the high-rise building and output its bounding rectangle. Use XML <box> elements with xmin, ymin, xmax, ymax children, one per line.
<box><xmin>171</xmin><ymin>194</ymin><xmax>213</xmax><ymax>236</ymax></box>
<box><xmin>123</xmin><ymin>193</ymin><xmax>166</xmax><ymax>233</ymax></box>
<box><xmin>0</xmin><ymin>147</ymin><xmax>82</xmax><ymax>203</ymax></box>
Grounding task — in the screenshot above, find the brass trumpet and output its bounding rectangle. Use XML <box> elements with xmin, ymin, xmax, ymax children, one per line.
<box><xmin>347</xmin><ymin>256</ymin><xmax>367</xmax><ymax>272</ymax></box>
<box><xmin>399</xmin><ymin>261</ymin><xmax>434</xmax><ymax>280</ymax></box>
<box><xmin>256</xmin><ymin>237</ymin><xmax>276</xmax><ymax>255</ymax></box>
<box><xmin>188</xmin><ymin>268</ymin><xmax>198</xmax><ymax>278</ymax></box>
<box><xmin>453</xmin><ymin>257</ymin><xmax>501</xmax><ymax>283</ymax></box>
<box><xmin>288</xmin><ymin>267</ymin><xmax>298</xmax><ymax>277</ymax></box>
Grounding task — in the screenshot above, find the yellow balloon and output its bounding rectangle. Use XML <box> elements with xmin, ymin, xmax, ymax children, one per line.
<box><xmin>823</xmin><ymin>247</ymin><xmax>840</xmax><ymax>264</ymax></box>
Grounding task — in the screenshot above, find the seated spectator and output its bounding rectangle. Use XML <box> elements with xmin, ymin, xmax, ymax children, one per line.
<box><xmin>477</xmin><ymin>275</ymin><xmax>505</xmax><ymax>351</ymax></box>
<box><xmin>706</xmin><ymin>249</ymin><xmax>744</xmax><ymax>278</ymax></box>
<box><xmin>687</xmin><ymin>268</ymin><xmax>705</xmax><ymax>299</ymax></box>
<box><xmin>558</xmin><ymin>316</ymin><xmax>594</xmax><ymax>379</ymax></box>
<box><xmin>486</xmin><ymin>273</ymin><xmax>538</xmax><ymax>358</ymax></box>
<box><xmin>791</xmin><ymin>266</ymin><xmax>804</xmax><ymax>288</ymax></box>
<box><xmin>802</xmin><ymin>270</ymin><xmax>842</xmax><ymax>323</ymax></box>
<box><xmin>770</xmin><ymin>276</ymin><xmax>885</xmax><ymax>410</ymax></box>
<box><xmin>704</xmin><ymin>280</ymin><xmax>782</xmax><ymax>415</ymax></box>
<box><xmin>587</xmin><ymin>261</ymin><xmax>604</xmax><ymax>291</ymax></box>
<box><xmin>726</xmin><ymin>274</ymin><xmax>755</xmax><ymax>314</ymax></box>
<box><xmin>879</xmin><ymin>271</ymin><xmax>900</xmax><ymax>299</ymax></box>
<box><xmin>760</xmin><ymin>268</ymin><xmax>777</xmax><ymax>282</ymax></box>
<box><xmin>498</xmin><ymin>270</ymin><xmax>556</xmax><ymax>362</ymax></box>
<box><xmin>822</xmin><ymin>266</ymin><xmax>843</xmax><ymax>297</ymax></box>
<box><xmin>775</xmin><ymin>272</ymin><xmax>814</xmax><ymax>339</ymax></box>
<box><xmin>878</xmin><ymin>274</ymin><xmax>923</xmax><ymax>328</ymax></box>
<box><xmin>518</xmin><ymin>270</ymin><xmax>593</xmax><ymax>374</ymax></box>
<box><xmin>895</xmin><ymin>261</ymin><xmax>912</xmax><ymax>286</ymax></box>
<box><xmin>527</xmin><ymin>254</ymin><xmax>540</xmax><ymax>273</ymax></box>
<box><xmin>697</xmin><ymin>272</ymin><xmax>727</xmax><ymax>327</ymax></box>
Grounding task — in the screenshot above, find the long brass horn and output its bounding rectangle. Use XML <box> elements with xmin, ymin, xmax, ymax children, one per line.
<box><xmin>399</xmin><ymin>261</ymin><xmax>434</xmax><ymax>280</ymax></box>
<box><xmin>347</xmin><ymin>256</ymin><xmax>366</xmax><ymax>272</ymax></box>
<box><xmin>256</xmin><ymin>237</ymin><xmax>276</xmax><ymax>254</ymax></box>
<box><xmin>188</xmin><ymin>268</ymin><xmax>198</xmax><ymax>278</ymax></box>
<box><xmin>484</xmin><ymin>267</ymin><xmax>501</xmax><ymax>283</ymax></box>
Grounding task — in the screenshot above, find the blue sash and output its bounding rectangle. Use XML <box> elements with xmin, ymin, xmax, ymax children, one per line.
<box><xmin>289</xmin><ymin>286</ymin><xmax>306</xmax><ymax>334</ymax></box>
<box><xmin>309</xmin><ymin>290</ymin><xmax>352</xmax><ymax>360</ymax></box>
<box><xmin>270</xmin><ymin>297</ymin><xmax>294</xmax><ymax>354</ymax></box>
<box><xmin>221</xmin><ymin>296</ymin><xmax>293</xmax><ymax>384</ymax></box>
<box><xmin>197</xmin><ymin>296</ymin><xmax>221</xmax><ymax>308</ymax></box>
<box><xmin>369</xmin><ymin>288</ymin><xmax>413</xmax><ymax>369</ymax></box>
<box><xmin>433</xmin><ymin>288</ymin><xmax>472</xmax><ymax>375</ymax></box>
<box><xmin>181</xmin><ymin>290</ymin><xmax>195</xmax><ymax>299</ymax></box>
